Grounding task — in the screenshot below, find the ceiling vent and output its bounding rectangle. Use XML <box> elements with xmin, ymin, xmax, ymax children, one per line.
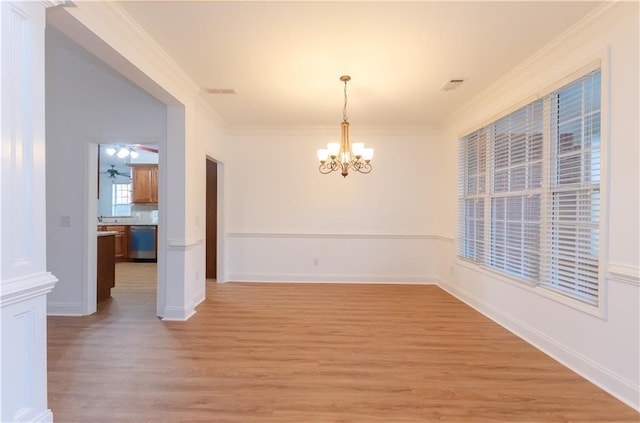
<box><xmin>441</xmin><ymin>79</ymin><xmax>465</xmax><ymax>91</ymax></box>
<box><xmin>205</xmin><ymin>88</ymin><xmax>237</xmax><ymax>94</ymax></box>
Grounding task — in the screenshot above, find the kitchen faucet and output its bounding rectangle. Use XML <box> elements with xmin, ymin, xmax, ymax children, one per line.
<box><xmin>97</xmin><ymin>215</ymin><xmax>103</xmax><ymax>223</ymax></box>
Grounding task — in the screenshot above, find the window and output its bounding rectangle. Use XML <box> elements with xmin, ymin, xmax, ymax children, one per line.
<box><xmin>458</xmin><ymin>68</ymin><xmax>602</xmax><ymax>307</ymax></box>
<box><xmin>112</xmin><ymin>183</ymin><xmax>132</xmax><ymax>216</ymax></box>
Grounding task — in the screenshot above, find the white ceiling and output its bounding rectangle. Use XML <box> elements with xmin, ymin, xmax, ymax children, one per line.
<box><xmin>117</xmin><ymin>1</ymin><xmax>603</xmax><ymax>129</ymax></box>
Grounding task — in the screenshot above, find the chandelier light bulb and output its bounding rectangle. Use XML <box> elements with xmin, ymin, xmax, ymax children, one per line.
<box><xmin>363</xmin><ymin>148</ymin><xmax>374</xmax><ymax>162</ymax></box>
<box><xmin>317</xmin><ymin>149</ymin><xmax>329</xmax><ymax>162</ymax></box>
<box><xmin>117</xmin><ymin>147</ymin><xmax>130</xmax><ymax>158</ymax></box>
<box><xmin>327</xmin><ymin>143</ymin><xmax>340</xmax><ymax>157</ymax></box>
<box><xmin>129</xmin><ymin>150</ymin><xmax>139</xmax><ymax>159</ymax></box>
<box><xmin>352</xmin><ymin>143</ymin><xmax>365</xmax><ymax>158</ymax></box>
<box><xmin>106</xmin><ymin>147</ymin><xmax>117</xmax><ymax>156</ymax></box>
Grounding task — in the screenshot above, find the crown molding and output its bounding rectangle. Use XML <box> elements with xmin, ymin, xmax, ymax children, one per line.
<box><xmin>441</xmin><ymin>2</ymin><xmax>617</xmax><ymax>130</ymax></box>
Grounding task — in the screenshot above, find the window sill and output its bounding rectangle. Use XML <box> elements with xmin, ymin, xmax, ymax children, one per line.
<box><xmin>455</xmin><ymin>257</ymin><xmax>606</xmax><ymax>320</ymax></box>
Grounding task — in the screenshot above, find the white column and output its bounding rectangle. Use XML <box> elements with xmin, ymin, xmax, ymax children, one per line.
<box><xmin>1</xmin><ymin>2</ymin><xmax>60</xmax><ymax>422</ymax></box>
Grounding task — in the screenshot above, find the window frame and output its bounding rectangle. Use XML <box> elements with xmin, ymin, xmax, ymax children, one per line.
<box><xmin>111</xmin><ymin>183</ymin><xmax>132</xmax><ymax>216</ymax></box>
<box><xmin>456</xmin><ymin>60</ymin><xmax>609</xmax><ymax>319</ymax></box>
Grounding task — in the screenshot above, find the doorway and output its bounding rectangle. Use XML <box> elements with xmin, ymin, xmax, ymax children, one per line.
<box><xmin>206</xmin><ymin>158</ymin><xmax>217</xmax><ymax>280</ymax></box>
<box><xmin>89</xmin><ymin>142</ymin><xmax>161</xmax><ymax>315</ymax></box>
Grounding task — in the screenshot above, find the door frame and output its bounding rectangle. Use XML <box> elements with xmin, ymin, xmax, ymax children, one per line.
<box><xmin>206</xmin><ymin>156</ymin><xmax>225</xmax><ymax>283</ymax></box>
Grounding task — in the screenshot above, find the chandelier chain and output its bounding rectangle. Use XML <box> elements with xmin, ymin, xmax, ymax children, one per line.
<box><xmin>343</xmin><ymin>79</ymin><xmax>348</xmax><ymax>123</ymax></box>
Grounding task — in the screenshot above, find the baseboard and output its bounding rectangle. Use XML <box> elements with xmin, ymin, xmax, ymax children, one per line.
<box><xmin>226</xmin><ymin>272</ymin><xmax>436</xmax><ymax>284</ymax></box>
<box><xmin>33</xmin><ymin>409</ymin><xmax>53</xmax><ymax>423</ymax></box>
<box><xmin>161</xmin><ymin>305</ymin><xmax>196</xmax><ymax>321</ymax></box>
<box><xmin>437</xmin><ymin>278</ymin><xmax>640</xmax><ymax>412</ymax></box>
<box><xmin>46</xmin><ymin>302</ymin><xmax>83</xmax><ymax>316</ymax></box>
<box><xmin>193</xmin><ymin>290</ymin><xmax>206</xmax><ymax>307</ymax></box>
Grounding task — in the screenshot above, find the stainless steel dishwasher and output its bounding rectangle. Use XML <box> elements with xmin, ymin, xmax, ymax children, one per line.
<box><xmin>129</xmin><ymin>225</ymin><xmax>157</xmax><ymax>261</ymax></box>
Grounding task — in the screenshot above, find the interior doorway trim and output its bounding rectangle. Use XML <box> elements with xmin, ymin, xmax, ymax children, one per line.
<box><xmin>206</xmin><ymin>156</ymin><xmax>225</xmax><ymax>283</ymax></box>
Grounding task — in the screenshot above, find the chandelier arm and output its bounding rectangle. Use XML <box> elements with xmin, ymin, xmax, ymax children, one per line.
<box><xmin>353</xmin><ymin>162</ymin><xmax>372</xmax><ymax>174</ymax></box>
<box><xmin>319</xmin><ymin>160</ymin><xmax>341</xmax><ymax>174</ymax></box>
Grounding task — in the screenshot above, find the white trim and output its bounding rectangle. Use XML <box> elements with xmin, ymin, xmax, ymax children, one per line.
<box><xmin>104</xmin><ymin>2</ymin><xmax>201</xmax><ymax>97</ymax></box>
<box><xmin>226</xmin><ymin>232</ymin><xmax>442</xmax><ymax>240</ymax></box>
<box><xmin>193</xmin><ymin>289</ymin><xmax>206</xmax><ymax>307</ymax></box>
<box><xmin>435</xmin><ymin>235</ymin><xmax>454</xmax><ymax>243</ymax></box>
<box><xmin>167</xmin><ymin>238</ymin><xmax>203</xmax><ymax>250</ymax></box>
<box><xmin>221</xmin><ymin>125</ymin><xmax>439</xmax><ymax>137</ymax></box>
<box><xmin>46</xmin><ymin>302</ymin><xmax>83</xmax><ymax>316</ymax></box>
<box><xmin>456</xmin><ymin>258</ymin><xmax>605</xmax><ymax>319</ymax></box>
<box><xmin>444</xmin><ymin>2</ymin><xmax>615</xmax><ymax>129</ymax></box>
<box><xmin>437</xmin><ymin>278</ymin><xmax>640</xmax><ymax>412</ymax></box>
<box><xmin>593</xmin><ymin>45</ymin><xmax>611</xmax><ymax>321</ymax></box>
<box><xmin>227</xmin><ymin>272</ymin><xmax>436</xmax><ymax>284</ymax></box>
<box><xmin>0</xmin><ymin>272</ymin><xmax>57</xmax><ymax>307</ymax></box>
<box><xmin>539</xmin><ymin>60</ymin><xmax>602</xmax><ymax>98</ymax></box>
<box><xmin>32</xmin><ymin>408</ymin><xmax>53</xmax><ymax>423</ymax></box>
<box><xmin>161</xmin><ymin>305</ymin><xmax>196</xmax><ymax>321</ymax></box>
<box><xmin>608</xmin><ymin>263</ymin><xmax>640</xmax><ymax>287</ymax></box>
<box><xmin>39</xmin><ymin>0</ymin><xmax>66</xmax><ymax>7</ymax></box>
<box><xmin>458</xmin><ymin>94</ymin><xmax>538</xmax><ymax>138</ymax></box>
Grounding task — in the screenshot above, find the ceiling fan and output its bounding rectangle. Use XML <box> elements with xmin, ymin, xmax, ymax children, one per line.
<box><xmin>104</xmin><ymin>165</ymin><xmax>131</xmax><ymax>179</ymax></box>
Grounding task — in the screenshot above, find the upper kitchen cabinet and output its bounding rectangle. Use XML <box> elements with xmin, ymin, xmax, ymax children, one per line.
<box><xmin>130</xmin><ymin>164</ymin><xmax>158</xmax><ymax>204</ymax></box>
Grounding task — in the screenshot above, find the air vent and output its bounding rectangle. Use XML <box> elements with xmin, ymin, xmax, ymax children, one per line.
<box><xmin>441</xmin><ymin>79</ymin><xmax>465</xmax><ymax>91</ymax></box>
<box><xmin>205</xmin><ymin>88</ymin><xmax>237</xmax><ymax>94</ymax></box>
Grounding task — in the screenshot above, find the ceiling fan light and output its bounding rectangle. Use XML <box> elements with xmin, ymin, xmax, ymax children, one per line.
<box><xmin>117</xmin><ymin>147</ymin><xmax>130</xmax><ymax>158</ymax></box>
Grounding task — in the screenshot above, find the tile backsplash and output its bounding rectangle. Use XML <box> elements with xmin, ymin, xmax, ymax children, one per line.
<box><xmin>100</xmin><ymin>206</ymin><xmax>158</xmax><ymax>224</ymax></box>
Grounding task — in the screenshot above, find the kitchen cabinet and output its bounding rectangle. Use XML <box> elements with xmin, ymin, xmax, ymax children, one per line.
<box><xmin>130</xmin><ymin>164</ymin><xmax>158</xmax><ymax>204</ymax></box>
<box><xmin>97</xmin><ymin>233</ymin><xmax>115</xmax><ymax>302</ymax></box>
<box><xmin>99</xmin><ymin>225</ymin><xmax>129</xmax><ymax>259</ymax></box>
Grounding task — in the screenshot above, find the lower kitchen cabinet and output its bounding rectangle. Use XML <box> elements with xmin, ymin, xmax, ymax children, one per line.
<box><xmin>97</xmin><ymin>233</ymin><xmax>115</xmax><ymax>302</ymax></box>
<box><xmin>99</xmin><ymin>225</ymin><xmax>129</xmax><ymax>259</ymax></box>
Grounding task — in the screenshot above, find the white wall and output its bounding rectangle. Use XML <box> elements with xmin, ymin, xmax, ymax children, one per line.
<box><xmin>46</xmin><ymin>2</ymin><xmax>226</xmax><ymax>319</ymax></box>
<box><xmin>437</xmin><ymin>3</ymin><xmax>639</xmax><ymax>410</ymax></box>
<box><xmin>45</xmin><ymin>26</ymin><xmax>166</xmax><ymax>315</ymax></box>
<box><xmin>223</xmin><ymin>128</ymin><xmax>442</xmax><ymax>282</ymax></box>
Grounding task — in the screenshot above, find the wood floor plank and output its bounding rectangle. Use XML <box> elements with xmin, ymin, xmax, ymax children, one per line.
<box><xmin>47</xmin><ymin>263</ymin><xmax>639</xmax><ymax>422</ymax></box>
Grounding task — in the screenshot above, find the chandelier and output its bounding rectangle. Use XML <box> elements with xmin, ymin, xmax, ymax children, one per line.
<box><xmin>317</xmin><ymin>75</ymin><xmax>373</xmax><ymax>177</ymax></box>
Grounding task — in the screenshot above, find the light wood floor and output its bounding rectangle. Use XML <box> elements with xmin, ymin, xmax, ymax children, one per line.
<box><xmin>47</xmin><ymin>263</ymin><xmax>639</xmax><ymax>422</ymax></box>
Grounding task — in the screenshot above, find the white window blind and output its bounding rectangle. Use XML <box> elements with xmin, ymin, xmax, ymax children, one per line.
<box><xmin>458</xmin><ymin>129</ymin><xmax>487</xmax><ymax>262</ymax></box>
<box><xmin>490</xmin><ymin>101</ymin><xmax>543</xmax><ymax>281</ymax></box>
<box><xmin>457</xmin><ymin>68</ymin><xmax>602</xmax><ymax>307</ymax></box>
<box><xmin>540</xmin><ymin>70</ymin><xmax>601</xmax><ymax>305</ymax></box>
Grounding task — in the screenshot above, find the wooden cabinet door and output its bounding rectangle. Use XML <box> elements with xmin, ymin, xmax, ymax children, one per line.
<box><xmin>113</xmin><ymin>232</ymin><xmax>124</xmax><ymax>258</ymax></box>
<box><xmin>151</xmin><ymin>166</ymin><xmax>158</xmax><ymax>203</ymax></box>
<box><xmin>130</xmin><ymin>165</ymin><xmax>158</xmax><ymax>204</ymax></box>
<box><xmin>105</xmin><ymin>225</ymin><xmax>127</xmax><ymax>259</ymax></box>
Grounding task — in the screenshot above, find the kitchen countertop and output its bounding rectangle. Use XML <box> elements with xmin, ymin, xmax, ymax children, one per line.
<box><xmin>98</xmin><ymin>222</ymin><xmax>157</xmax><ymax>226</ymax></box>
<box><xmin>97</xmin><ymin>231</ymin><xmax>118</xmax><ymax>237</ymax></box>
